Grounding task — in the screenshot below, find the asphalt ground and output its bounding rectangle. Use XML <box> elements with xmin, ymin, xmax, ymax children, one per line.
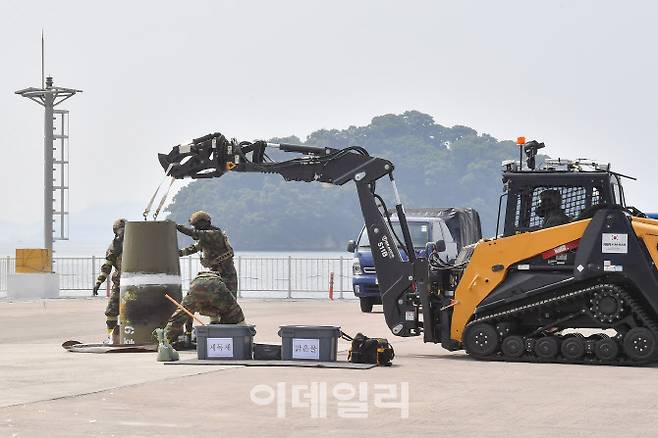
<box><xmin>1</xmin><ymin>297</ymin><xmax>657</xmax><ymax>438</ymax></box>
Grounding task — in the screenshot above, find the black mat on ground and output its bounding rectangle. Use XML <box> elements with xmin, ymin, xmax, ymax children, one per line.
<box><xmin>164</xmin><ymin>358</ymin><xmax>376</xmax><ymax>369</ymax></box>
<box><xmin>62</xmin><ymin>340</ymin><xmax>157</xmax><ymax>353</ymax></box>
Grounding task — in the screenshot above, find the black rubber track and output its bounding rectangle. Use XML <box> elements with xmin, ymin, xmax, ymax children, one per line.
<box><xmin>463</xmin><ymin>283</ymin><xmax>658</xmax><ymax>366</ymax></box>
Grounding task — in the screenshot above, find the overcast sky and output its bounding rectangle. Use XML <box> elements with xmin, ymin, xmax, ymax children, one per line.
<box><xmin>1</xmin><ymin>0</ymin><xmax>657</xmax><ymax>248</ymax></box>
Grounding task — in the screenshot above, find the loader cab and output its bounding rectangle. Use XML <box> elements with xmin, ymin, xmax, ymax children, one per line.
<box><xmin>499</xmin><ymin>166</ymin><xmax>625</xmax><ymax>237</ymax></box>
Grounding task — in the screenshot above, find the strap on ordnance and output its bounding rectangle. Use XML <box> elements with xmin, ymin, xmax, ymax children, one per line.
<box><xmin>143</xmin><ymin>164</ymin><xmax>173</xmax><ymax>220</ymax></box>
<box><xmin>153</xmin><ymin>177</ymin><xmax>176</xmax><ymax>220</ymax></box>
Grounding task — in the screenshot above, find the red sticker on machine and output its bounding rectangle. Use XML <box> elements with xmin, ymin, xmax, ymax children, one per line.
<box><xmin>542</xmin><ymin>239</ymin><xmax>581</xmax><ymax>260</ymax></box>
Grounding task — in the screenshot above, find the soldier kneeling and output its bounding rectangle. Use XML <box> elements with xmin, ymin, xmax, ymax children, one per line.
<box><xmin>163</xmin><ymin>271</ymin><xmax>245</xmax><ymax>345</ymax></box>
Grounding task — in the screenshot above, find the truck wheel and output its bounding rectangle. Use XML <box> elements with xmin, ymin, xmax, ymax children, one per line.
<box><xmin>360</xmin><ymin>298</ymin><xmax>374</xmax><ymax>313</ymax></box>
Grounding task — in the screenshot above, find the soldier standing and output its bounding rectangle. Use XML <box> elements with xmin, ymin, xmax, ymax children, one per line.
<box><xmin>176</xmin><ymin>211</ymin><xmax>238</xmax><ymax>296</ymax></box>
<box><xmin>93</xmin><ymin>218</ymin><xmax>126</xmax><ymax>341</ymax></box>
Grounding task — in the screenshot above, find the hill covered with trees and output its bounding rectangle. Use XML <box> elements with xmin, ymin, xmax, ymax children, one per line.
<box><xmin>165</xmin><ymin>111</ymin><xmax>519</xmax><ymax>250</ymax></box>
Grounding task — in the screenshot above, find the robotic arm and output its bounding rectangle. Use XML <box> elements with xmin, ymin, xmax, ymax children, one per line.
<box><xmin>159</xmin><ymin>132</ymin><xmax>433</xmax><ymax>338</ymax></box>
<box><xmin>159</xmin><ymin>132</ymin><xmax>381</xmax><ymax>184</ymax></box>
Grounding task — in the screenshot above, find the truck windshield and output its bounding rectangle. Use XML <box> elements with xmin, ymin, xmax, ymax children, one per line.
<box><xmin>358</xmin><ymin>222</ymin><xmax>431</xmax><ymax>250</ymax></box>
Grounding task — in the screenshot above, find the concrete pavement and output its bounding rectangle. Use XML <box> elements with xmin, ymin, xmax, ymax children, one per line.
<box><xmin>1</xmin><ymin>297</ymin><xmax>657</xmax><ymax>437</ymax></box>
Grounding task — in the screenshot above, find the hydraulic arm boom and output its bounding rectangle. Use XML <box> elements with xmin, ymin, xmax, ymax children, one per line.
<box><xmin>159</xmin><ymin>132</ymin><xmax>430</xmax><ymax>337</ymax></box>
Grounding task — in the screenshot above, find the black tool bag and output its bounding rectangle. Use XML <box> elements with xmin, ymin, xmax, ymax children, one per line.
<box><xmin>342</xmin><ymin>332</ymin><xmax>395</xmax><ymax>366</ymax></box>
<box><xmin>253</xmin><ymin>343</ymin><xmax>282</xmax><ymax>360</ymax></box>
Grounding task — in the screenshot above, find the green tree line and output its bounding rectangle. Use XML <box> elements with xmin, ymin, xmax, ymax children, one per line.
<box><xmin>166</xmin><ymin>111</ymin><xmax>520</xmax><ymax>250</ymax></box>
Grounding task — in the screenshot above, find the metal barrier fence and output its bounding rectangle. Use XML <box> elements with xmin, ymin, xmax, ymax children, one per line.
<box><xmin>0</xmin><ymin>255</ymin><xmax>355</xmax><ymax>300</ymax></box>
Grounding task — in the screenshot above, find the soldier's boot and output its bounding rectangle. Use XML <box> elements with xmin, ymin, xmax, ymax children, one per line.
<box><xmin>183</xmin><ymin>317</ymin><xmax>195</xmax><ymax>347</ymax></box>
<box><xmin>104</xmin><ymin>319</ymin><xmax>119</xmax><ymax>344</ymax></box>
<box><xmin>111</xmin><ymin>326</ymin><xmax>120</xmax><ymax>344</ymax></box>
<box><xmin>185</xmin><ymin>317</ymin><xmax>194</xmax><ymax>332</ymax></box>
<box><xmin>164</xmin><ymin>312</ymin><xmax>191</xmax><ymax>347</ymax></box>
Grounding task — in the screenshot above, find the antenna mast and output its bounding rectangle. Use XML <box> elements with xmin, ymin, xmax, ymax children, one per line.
<box><xmin>41</xmin><ymin>30</ymin><xmax>45</xmax><ymax>88</ymax></box>
<box><xmin>15</xmin><ymin>33</ymin><xmax>82</xmax><ymax>271</ymax></box>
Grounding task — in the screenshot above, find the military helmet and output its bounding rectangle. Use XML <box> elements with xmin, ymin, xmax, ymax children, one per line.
<box><xmin>189</xmin><ymin>211</ymin><xmax>212</xmax><ymax>226</ymax></box>
<box><xmin>112</xmin><ymin>218</ymin><xmax>127</xmax><ymax>234</ymax></box>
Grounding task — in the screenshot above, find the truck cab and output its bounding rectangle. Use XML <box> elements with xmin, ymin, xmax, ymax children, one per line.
<box><xmin>347</xmin><ymin>208</ymin><xmax>481</xmax><ymax>312</ymax></box>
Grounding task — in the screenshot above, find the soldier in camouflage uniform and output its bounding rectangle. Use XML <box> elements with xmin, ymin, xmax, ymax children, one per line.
<box><xmin>177</xmin><ymin>211</ymin><xmax>238</xmax><ymax>296</ymax></box>
<box><xmin>172</xmin><ymin>211</ymin><xmax>242</xmax><ymax>343</ymax></box>
<box><xmin>93</xmin><ymin>218</ymin><xmax>126</xmax><ymax>336</ymax></box>
<box><xmin>164</xmin><ymin>271</ymin><xmax>245</xmax><ymax>344</ymax></box>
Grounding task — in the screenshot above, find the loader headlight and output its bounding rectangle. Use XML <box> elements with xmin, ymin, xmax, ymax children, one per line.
<box><xmin>352</xmin><ymin>258</ymin><xmax>363</xmax><ymax>275</ymax></box>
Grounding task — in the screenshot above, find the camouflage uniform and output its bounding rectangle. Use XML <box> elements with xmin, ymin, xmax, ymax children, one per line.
<box><xmin>164</xmin><ymin>271</ymin><xmax>245</xmax><ymax>344</ymax></box>
<box><xmin>95</xmin><ymin>238</ymin><xmax>123</xmax><ymax>329</ymax></box>
<box><xmin>177</xmin><ymin>225</ymin><xmax>238</xmax><ymax>296</ymax></box>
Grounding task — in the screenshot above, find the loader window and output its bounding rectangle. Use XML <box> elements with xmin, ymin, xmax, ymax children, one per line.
<box><xmin>514</xmin><ymin>185</ymin><xmax>602</xmax><ymax>231</ymax></box>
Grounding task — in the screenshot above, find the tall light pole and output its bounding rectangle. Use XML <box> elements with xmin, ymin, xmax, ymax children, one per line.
<box><xmin>15</xmin><ymin>37</ymin><xmax>81</xmax><ymax>271</ymax></box>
